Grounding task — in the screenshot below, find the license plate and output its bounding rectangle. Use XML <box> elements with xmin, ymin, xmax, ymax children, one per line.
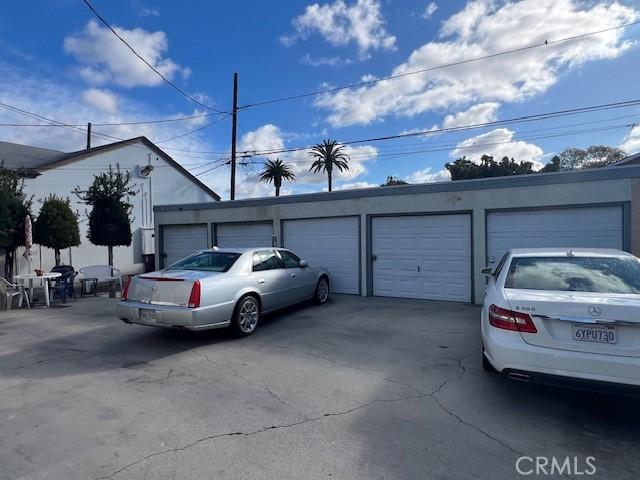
<box><xmin>139</xmin><ymin>309</ymin><xmax>157</xmax><ymax>322</ymax></box>
<box><xmin>573</xmin><ymin>323</ymin><xmax>617</xmax><ymax>344</ymax></box>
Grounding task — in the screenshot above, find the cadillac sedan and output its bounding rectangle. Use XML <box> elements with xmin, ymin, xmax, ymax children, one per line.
<box><xmin>481</xmin><ymin>248</ymin><xmax>640</xmax><ymax>388</ymax></box>
<box><xmin>117</xmin><ymin>248</ymin><xmax>330</xmax><ymax>335</ymax></box>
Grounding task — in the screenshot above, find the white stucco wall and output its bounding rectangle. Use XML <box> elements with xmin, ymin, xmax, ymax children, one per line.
<box><xmin>154</xmin><ymin>174</ymin><xmax>636</xmax><ymax>304</ymax></box>
<box><xmin>6</xmin><ymin>141</ymin><xmax>218</xmax><ymax>277</ymax></box>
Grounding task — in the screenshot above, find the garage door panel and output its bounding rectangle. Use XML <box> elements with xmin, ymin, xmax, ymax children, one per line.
<box><xmin>487</xmin><ymin>206</ymin><xmax>623</xmax><ymax>265</ymax></box>
<box><xmin>163</xmin><ymin>225</ymin><xmax>208</xmax><ymax>267</ymax></box>
<box><xmin>283</xmin><ymin>217</ymin><xmax>359</xmax><ymax>295</ymax></box>
<box><xmin>216</xmin><ymin>223</ymin><xmax>272</xmax><ymax>248</ymax></box>
<box><xmin>372</xmin><ymin>215</ymin><xmax>472</xmax><ymax>302</ymax></box>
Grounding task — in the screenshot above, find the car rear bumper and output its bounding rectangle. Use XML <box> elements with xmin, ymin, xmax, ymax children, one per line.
<box><xmin>117</xmin><ymin>300</ymin><xmax>234</xmax><ymax>331</ymax></box>
<box><xmin>483</xmin><ymin>326</ymin><xmax>640</xmax><ymax>387</ymax></box>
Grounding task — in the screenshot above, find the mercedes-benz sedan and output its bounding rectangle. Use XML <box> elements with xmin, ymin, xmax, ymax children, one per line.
<box><xmin>481</xmin><ymin>248</ymin><xmax>640</xmax><ymax>388</ymax></box>
<box><xmin>117</xmin><ymin>248</ymin><xmax>330</xmax><ymax>335</ymax></box>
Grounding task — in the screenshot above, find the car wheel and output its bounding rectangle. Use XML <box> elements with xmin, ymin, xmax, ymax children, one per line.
<box><xmin>481</xmin><ymin>347</ymin><xmax>497</xmax><ymax>373</ymax></box>
<box><xmin>232</xmin><ymin>295</ymin><xmax>260</xmax><ymax>336</ymax></box>
<box><xmin>315</xmin><ymin>277</ymin><xmax>330</xmax><ymax>304</ymax></box>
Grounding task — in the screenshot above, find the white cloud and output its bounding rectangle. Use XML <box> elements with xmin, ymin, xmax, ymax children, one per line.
<box><xmin>451</xmin><ymin>128</ymin><xmax>544</xmax><ymax>169</ymax></box>
<box><xmin>300</xmin><ymin>53</ymin><xmax>354</xmax><ymax>67</ymax></box>
<box><xmin>422</xmin><ymin>2</ymin><xmax>438</xmax><ymax>20</ymax></box>
<box><xmin>406</xmin><ymin>167</ymin><xmax>450</xmax><ymax>183</ymax></box>
<box><xmin>64</xmin><ymin>20</ymin><xmax>189</xmax><ymax>88</ymax></box>
<box><xmin>442</xmin><ymin>102</ymin><xmax>499</xmax><ymax>128</ymax></box>
<box><xmin>139</xmin><ymin>8</ymin><xmax>160</xmax><ymax>17</ymax></box>
<box><xmin>282</xmin><ymin>0</ymin><xmax>396</xmax><ymax>58</ymax></box>
<box><xmin>334</xmin><ymin>181</ymin><xmax>378</xmax><ymax>190</ymax></box>
<box><xmin>81</xmin><ymin>88</ymin><xmax>119</xmax><ymax>114</ymax></box>
<box><xmin>621</xmin><ymin>125</ymin><xmax>640</xmax><ymax>154</ymax></box>
<box><xmin>237</xmin><ymin>124</ymin><xmax>378</xmax><ymax>194</ymax></box>
<box><xmin>315</xmin><ymin>0</ymin><xmax>639</xmax><ymax>126</ymax></box>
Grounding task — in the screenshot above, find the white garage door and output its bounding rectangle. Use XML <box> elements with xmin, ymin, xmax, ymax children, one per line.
<box><xmin>372</xmin><ymin>215</ymin><xmax>472</xmax><ymax>302</ymax></box>
<box><xmin>162</xmin><ymin>224</ymin><xmax>208</xmax><ymax>267</ymax></box>
<box><xmin>487</xmin><ymin>206</ymin><xmax>624</xmax><ymax>265</ymax></box>
<box><xmin>216</xmin><ymin>222</ymin><xmax>273</xmax><ymax>248</ymax></box>
<box><xmin>282</xmin><ymin>217</ymin><xmax>359</xmax><ymax>294</ymax></box>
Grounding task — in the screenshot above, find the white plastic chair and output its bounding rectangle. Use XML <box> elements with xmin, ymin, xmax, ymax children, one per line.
<box><xmin>77</xmin><ymin>265</ymin><xmax>123</xmax><ymax>292</ymax></box>
<box><xmin>1</xmin><ymin>278</ymin><xmax>30</xmax><ymax>310</ymax></box>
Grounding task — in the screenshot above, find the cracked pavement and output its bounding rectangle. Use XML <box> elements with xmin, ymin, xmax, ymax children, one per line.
<box><xmin>1</xmin><ymin>295</ymin><xmax>640</xmax><ymax>479</ymax></box>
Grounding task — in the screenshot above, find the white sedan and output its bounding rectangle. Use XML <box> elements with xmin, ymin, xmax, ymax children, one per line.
<box><xmin>481</xmin><ymin>248</ymin><xmax>640</xmax><ymax>388</ymax></box>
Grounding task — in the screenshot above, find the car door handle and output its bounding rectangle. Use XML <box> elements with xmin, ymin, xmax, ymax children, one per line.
<box><xmin>290</xmin><ymin>273</ymin><xmax>296</xmax><ymax>278</ymax></box>
<box><xmin>258</xmin><ymin>279</ymin><xmax>266</xmax><ymax>284</ymax></box>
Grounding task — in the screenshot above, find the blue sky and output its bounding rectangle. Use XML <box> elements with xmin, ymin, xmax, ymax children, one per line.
<box><xmin>1</xmin><ymin>0</ymin><xmax>640</xmax><ymax>198</ymax></box>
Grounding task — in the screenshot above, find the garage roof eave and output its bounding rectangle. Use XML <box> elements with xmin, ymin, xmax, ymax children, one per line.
<box><xmin>154</xmin><ymin>164</ymin><xmax>640</xmax><ymax>212</ymax></box>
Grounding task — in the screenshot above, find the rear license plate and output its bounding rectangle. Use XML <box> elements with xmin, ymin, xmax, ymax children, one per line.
<box><xmin>573</xmin><ymin>323</ymin><xmax>617</xmax><ymax>344</ymax></box>
<box><xmin>139</xmin><ymin>309</ymin><xmax>157</xmax><ymax>323</ymax></box>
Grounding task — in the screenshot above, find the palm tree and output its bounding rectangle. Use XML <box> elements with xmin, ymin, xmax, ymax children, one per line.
<box><xmin>258</xmin><ymin>158</ymin><xmax>296</xmax><ymax>197</ymax></box>
<box><xmin>308</xmin><ymin>140</ymin><xmax>349</xmax><ymax>192</ymax></box>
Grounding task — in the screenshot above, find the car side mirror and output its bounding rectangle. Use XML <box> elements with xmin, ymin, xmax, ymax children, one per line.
<box><xmin>299</xmin><ymin>260</ymin><xmax>308</xmax><ymax>268</ymax></box>
<box><xmin>480</xmin><ymin>267</ymin><xmax>493</xmax><ymax>275</ymax></box>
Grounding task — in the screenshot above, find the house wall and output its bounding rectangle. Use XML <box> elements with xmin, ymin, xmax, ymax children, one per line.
<box><xmin>154</xmin><ymin>173</ymin><xmax>636</xmax><ymax>305</ymax></box>
<box><xmin>5</xmin><ymin>142</ymin><xmax>217</xmax><ymax>277</ymax></box>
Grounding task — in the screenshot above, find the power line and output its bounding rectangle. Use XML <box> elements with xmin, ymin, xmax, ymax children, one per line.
<box><xmin>80</xmin><ymin>0</ymin><xmax>227</xmax><ymax>114</ymax></box>
<box><xmin>240</xmin><ymin>123</ymin><xmax>632</xmax><ymax>166</ymax></box>
<box><xmin>156</xmin><ymin>114</ymin><xmax>230</xmax><ymax>143</ymax></box>
<box><xmin>235</xmin><ymin>99</ymin><xmax>640</xmax><ymax>156</ymax></box>
<box><xmin>239</xmin><ymin>20</ymin><xmax>640</xmax><ymax>110</ymax></box>
<box><xmin>0</xmin><ymin>110</ymin><xmax>224</xmax><ymax>127</ymax></box>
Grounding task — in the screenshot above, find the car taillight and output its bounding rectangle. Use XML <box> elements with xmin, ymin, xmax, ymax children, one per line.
<box><xmin>122</xmin><ymin>276</ymin><xmax>132</xmax><ymax>301</ymax></box>
<box><xmin>488</xmin><ymin>304</ymin><xmax>537</xmax><ymax>334</ymax></box>
<box><xmin>188</xmin><ymin>280</ymin><xmax>201</xmax><ymax>308</ymax></box>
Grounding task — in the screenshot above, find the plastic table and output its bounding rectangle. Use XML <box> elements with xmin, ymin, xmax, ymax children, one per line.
<box><xmin>14</xmin><ymin>272</ymin><xmax>62</xmax><ymax>308</ymax></box>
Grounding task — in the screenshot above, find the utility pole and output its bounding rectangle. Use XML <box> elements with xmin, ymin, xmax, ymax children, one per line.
<box><xmin>230</xmin><ymin>72</ymin><xmax>238</xmax><ymax>200</ymax></box>
<box><xmin>86</xmin><ymin>122</ymin><xmax>92</xmax><ymax>149</ymax></box>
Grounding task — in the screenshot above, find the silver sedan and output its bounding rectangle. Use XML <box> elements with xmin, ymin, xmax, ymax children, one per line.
<box><xmin>117</xmin><ymin>248</ymin><xmax>330</xmax><ymax>335</ymax></box>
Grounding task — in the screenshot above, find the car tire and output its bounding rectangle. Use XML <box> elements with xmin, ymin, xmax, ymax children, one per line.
<box><xmin>231</xmin><ymin>295</ymin><xmax>261</xmax><ymax>336</ymax></box>
<box><xmin>314</xmin><ymin>277</ymin><xmax>330</xmax><ymax>304</ymax></box>
<box><xmin>482</xmin><ymin>349</ymin><xmax>497</xmax><ymax>373</ymax></box>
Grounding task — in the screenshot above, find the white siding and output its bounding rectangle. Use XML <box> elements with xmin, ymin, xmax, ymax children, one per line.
<box><xmin>282</xmin><ymin>217</ymin><xmax>359</xmax><ymax>294</ymax></box>
<box><xmin>12</xmin><ymin>141</ymin><xmax>217</xmax><ymax>276</ymax></box>
<box><xmin>372</xmin><ymin>215</ymin><xmax>472</xmax><ymax>302</ymax></box>
<box><xmin>216</xmin><ymin>223</ymin><xmax>273</xmax><ymax>248</ymax></box>
<box><xmin>487</xmin><ymin>206</ymin><xmax>623</xmax><ymax>265</ymax></box>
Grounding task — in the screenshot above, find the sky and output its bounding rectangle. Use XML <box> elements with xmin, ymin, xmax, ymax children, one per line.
<box><xmin>1</xmin><ymin>0</ymin><xmax>640</xmax><ymax>200</ymax></box>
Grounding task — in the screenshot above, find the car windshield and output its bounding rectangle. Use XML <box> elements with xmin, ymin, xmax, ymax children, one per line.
<box><xmin>168</xmin><ymin>251</ymin><xmax>241</xmax><ymax>272</ymax></box>
<box><xmin>505</xmin><ymin>256</ymin><xmax>640</xmax><ymax>294</ymax></box>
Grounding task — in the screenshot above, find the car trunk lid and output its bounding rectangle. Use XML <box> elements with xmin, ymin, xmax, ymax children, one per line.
<box><xmin>127</xmin><ymin>270</ymin><xmax>216</xmax><ymax>307</ymax></box>
<box><xmin>505</xmin><ymin>289</ymin><xmax>640</xmax><ymax>357</ymax></box>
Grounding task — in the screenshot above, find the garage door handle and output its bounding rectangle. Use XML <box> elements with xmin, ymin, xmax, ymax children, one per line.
<box><xmin>258</xmin><ymin>279</ymin><xmax>266</xmax><ymax>284</ymax></box>
<box><xmin>417</xmin><ymin>265</ymin><xmax>421</xmax><ymax>273</ymax></box>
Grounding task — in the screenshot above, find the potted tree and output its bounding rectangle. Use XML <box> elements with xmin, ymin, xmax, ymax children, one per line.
<box><xmin>34</xmin><ymin>195</ymin><xmax>80</xmax><ymax>267</ymax></box>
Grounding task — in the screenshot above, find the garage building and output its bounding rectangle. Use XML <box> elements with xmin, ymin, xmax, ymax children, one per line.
<box><xmin>154</xmin><ymin>165</ymin><xmax>640</xmax><ymax>304</ymax></box>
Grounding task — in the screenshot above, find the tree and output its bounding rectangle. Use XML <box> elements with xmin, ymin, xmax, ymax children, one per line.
<box><xmin>381</xmin><ymin>176</ymin><xmax>408</xmax><ymax>186</ymax></box>
<box><xmin>445</xmin><ymin>155</ymin><xmax>534</xmax><ymax>180</ymax></box>
<box><xmin>0</xmin><ymin>162</ymin><xmax>31</xmax><ymax>280</ymax></box>
<box><xmin>539</xmin><ymin>155</ymin><xmax>561</xmax><ymax>173</ymax></box>
<box><xmin>74</xmin><ymin>165</ymin><xmax>136</xmax><ymax>267</ymax></box>
<box><xmin>308</xmin><ymin>140</ymin><xmax>350</xmax><ymax>192</ymax></box>
<box><xmin>558</xmin><ymin>146</ymin><xmax>626</xmax><ymax>170</ymax></box>
<box><xmin>258</xmin><ymin>158</ymin><xmax>296</xmax><ymax>196</ymax></box>
<box><xmin>33</xmin><ymin>195</ymin><xmax>80</xmax><ymax>266</ymax></box>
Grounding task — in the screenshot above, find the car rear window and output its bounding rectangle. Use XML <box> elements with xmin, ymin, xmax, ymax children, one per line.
<box><xmin>505</xmin><ymin>256</ymin><xmax>640</xmax><ymax>294</ymax></box>
<box><xmin>168</xmin><ymin>252</ymin><xmax>241</xmax><ymax>272</ymax></box>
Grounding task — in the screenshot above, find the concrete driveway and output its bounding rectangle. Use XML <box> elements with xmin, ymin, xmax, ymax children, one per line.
<box><xmin>1</xmin><ymin>295</ymin><xmax>639</xmax><ymax>480</ymax></box>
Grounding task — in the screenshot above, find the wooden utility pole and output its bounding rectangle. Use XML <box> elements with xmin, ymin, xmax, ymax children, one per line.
<box><xmin>86</xmin><ymin>122</ymin><xmax>92</xmax><ymax>149</ymax></box>
<box><xmin>230</xmin><ymin>73</ymin><xmax>238</xmax><ymax>200</ymax></box>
